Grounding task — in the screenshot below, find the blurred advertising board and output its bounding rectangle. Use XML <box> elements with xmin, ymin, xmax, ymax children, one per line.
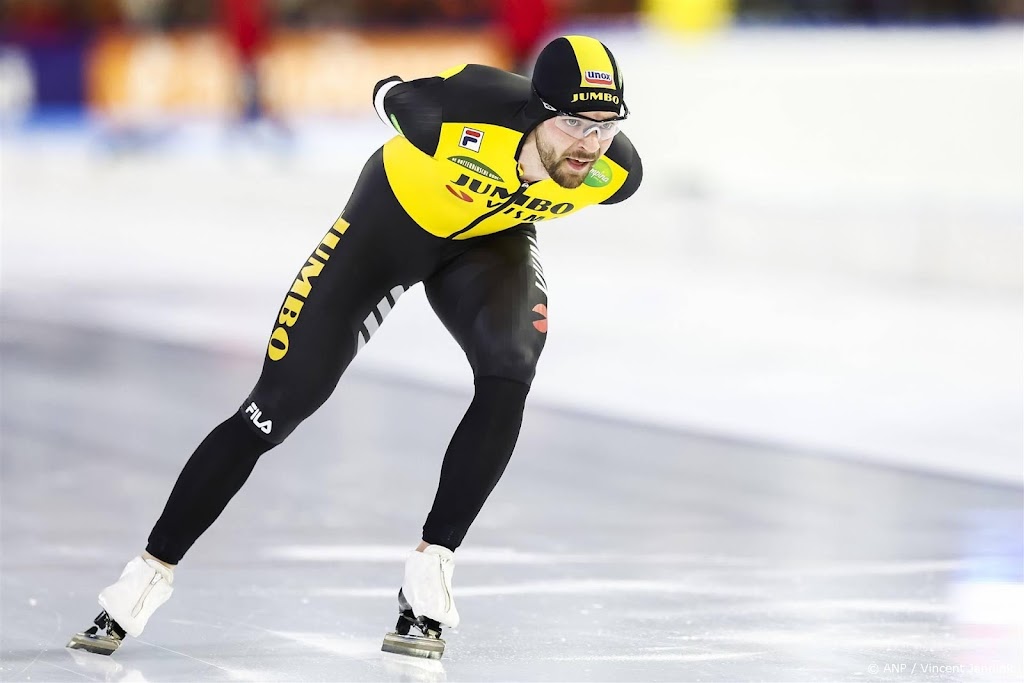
<box><xmin>86</xmin><ymin>29</ymin><xmax>510</xmax><ymax>119</ymax></box>
<box><xmin>87</xmin><ymin>32</ymin><xmax>236</xmax><ymax>117</ymax></box>
<box><xmin>259</xmin><ymin>30</ymin><xmax>509</xmax><ymax>116</ymax></box>
<box><xmin>643</xmin><ymin>0</ymin><xmax>734</xmax><ymax>32</ymax></box>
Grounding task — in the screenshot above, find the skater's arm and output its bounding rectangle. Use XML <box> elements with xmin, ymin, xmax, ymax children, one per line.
<box><xmin>373</xmin><ymin>71</ymin><xmax>449</xmax><ymax>157</ymax></box>
<box><xmin>372</xmin><ymin>64</ymin><xmax>517</xmax><ymax>158</ymax></box>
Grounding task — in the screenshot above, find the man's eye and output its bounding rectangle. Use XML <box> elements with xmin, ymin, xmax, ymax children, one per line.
<box><xmin>599</xmin><ymin>122</ymin><xmax>615</xmax><ymax>130</ymax></box>
<box><xmin>563</xmin><ymin>118</ymin><xmax>582</xmax><ymax>127</ymax></box>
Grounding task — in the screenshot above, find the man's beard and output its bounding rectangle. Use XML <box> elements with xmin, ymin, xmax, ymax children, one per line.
<box><xmin>537</xmin><ymin>134</ymin><xmax>597</xmax><ymax>189</ymax></box>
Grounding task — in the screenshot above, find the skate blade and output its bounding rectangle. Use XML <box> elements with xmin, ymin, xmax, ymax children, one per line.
<box><xmin>66</xmin><ymin>632</ymin><xmax>121</xmax><ymax>656</ymax></box>
<box><xmin>381</xmin><ymin>631</ymin><xmax>445</xmax><ymax>660</ymax></box>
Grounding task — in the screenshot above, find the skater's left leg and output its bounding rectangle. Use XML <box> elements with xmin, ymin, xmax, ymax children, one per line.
<box><xmin>382</xmin><ymin>227</ymin><xmax>547</xmax><ymax>658</ymax></box>
<box><xmin>421</xmin><ymin>225</ymin><xmax>548</xmax><ymax>551</ymax></box>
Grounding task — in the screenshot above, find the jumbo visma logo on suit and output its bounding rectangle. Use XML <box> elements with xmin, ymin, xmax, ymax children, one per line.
<box><xmin>448</xmin><ymin>173</ymin><xmax>576</xmax><ymax>222</ymax></box>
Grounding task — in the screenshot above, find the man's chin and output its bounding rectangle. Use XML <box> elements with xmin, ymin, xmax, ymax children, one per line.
<box><xmin>550</xmin><ymin>160</ymin><xmax>593</xmax><ymax>189</ymax></box>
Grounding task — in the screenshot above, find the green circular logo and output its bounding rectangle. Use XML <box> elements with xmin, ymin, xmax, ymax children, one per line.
<box><xmin>584</xmin><ymin>158</ymin><xmax>612</xmax><ymax>188</ymax></box>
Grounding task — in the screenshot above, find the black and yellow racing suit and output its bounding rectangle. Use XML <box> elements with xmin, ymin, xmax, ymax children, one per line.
<box><xmin>146</xmin><ymin>65</ymin><xmax>643</xmax><ymax>563</ymax></box>
<box><xmin>375</xmin><ymin>63</ymin><xmax>641</xmax><ymax>239</ymax></box>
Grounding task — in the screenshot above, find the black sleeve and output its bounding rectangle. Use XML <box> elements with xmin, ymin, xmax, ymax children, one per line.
<box><xmin>602</xmin><ymin>137</ymin><xmax>643</xmax><ymax>205</ymax></box>
<box><xmin>372</xmin><ymin>76</ymin><xmax>444</xmax><ymax>157</ymax></box>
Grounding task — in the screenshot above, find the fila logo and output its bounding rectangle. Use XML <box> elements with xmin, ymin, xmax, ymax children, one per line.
<box><xmin>245</xmin><ymin>402</ymin><xmax>273</xmax><ymax>434</ymax></box>
<box><xmin>459</xmin><ymin>127</ymin><xmax>483</xmax><ymax>152</ymax></box>
<box><xmin>584</xmin><ymin>70</ymin><xmax>614</xmax><ymax>86</ymax></box>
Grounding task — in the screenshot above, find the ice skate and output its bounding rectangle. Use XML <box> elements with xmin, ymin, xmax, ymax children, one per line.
<box><xmin>66</xmin><ymin>610</ymin><xmax>127</xmax><ymax>655</ymax></box>
<box><xmin>67</xmin><ymin>556</ymin><xmax>174</xmax><ymax>655</ymax></box>
<box><xmin>382</xmin><ymin>545</ymin><xmax>459</xmax><ymax>660</ymax></box>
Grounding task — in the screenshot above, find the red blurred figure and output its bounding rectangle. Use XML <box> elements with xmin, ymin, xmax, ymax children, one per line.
<box><xmin>221</xmin><ymin>0</ymin><xmax>267</xmax><ymax>64</ymax></box>
<box><xmin>219</xmin><ymin>0</ymin><xmax>269</xmax><ymax>122</ymax></box>
<box><xmin>497</xmin><ymin>0</ymin><xmax>556</xmax><ymax>76</ymax></box>
<box><xmin>217</xmin><ymin>0</ymin><xmax>291</xmax><ymax>150</ymax></box>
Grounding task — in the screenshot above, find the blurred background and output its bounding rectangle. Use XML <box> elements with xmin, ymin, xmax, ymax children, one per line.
<box><xmin>1</xmin><ymin>1</ymin><xmax>1022</xmax><ymax>681</ymax></box>
<box><xmin>2</xmin><ymin>0</ymin><xmax>1021</xmax><ymax>481</ymax></box>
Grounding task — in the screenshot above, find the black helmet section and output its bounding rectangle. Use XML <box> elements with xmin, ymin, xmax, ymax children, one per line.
<box><xmin>530</xmin><ymin>35</ymin><xmax>626</xmax><ymax>116</ymax></box>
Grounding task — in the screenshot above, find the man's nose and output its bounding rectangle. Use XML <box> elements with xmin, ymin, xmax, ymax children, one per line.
<box><xmin>579</xmin><ymin>132</ymin><xmax>601</xmax><ymax>153</ymax></box>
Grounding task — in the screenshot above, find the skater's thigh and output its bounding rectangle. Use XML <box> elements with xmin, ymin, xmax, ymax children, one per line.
<box><xmin>246</xmin><ymin>151</ymin><xmax>441</xmax><ymax>440</ymax></box>
<box><xmin>256</xmin><ymin>217</ymin><xmax>373</xmax><ymax>390</ymax></box>
<box><xmin>424</xmin><ymin>226</ymin><xmax>549</xmax><ymax>385</ymax></box>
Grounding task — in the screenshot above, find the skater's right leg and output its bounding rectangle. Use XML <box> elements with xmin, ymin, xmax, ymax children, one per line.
<box><xmin>145</xmin><ymin>413</ymin><xmax>276</xmax><ymax>563</ymax></box>
<box><xmin>145</xmin><ymin>218</ymin><xmax>362</xmax><ymax>565</ymax></box>
<box><xmin>83</xmin><ymin>215</ymin><xmax>369</xmax><ymax>645</ymax></box>
<box><xmin>146</xmin><ymin>147</ymin><xmax>442</xmax><ymax>567</ymax></box>
<box><xmin>77</xmin><ymin>148</ymin><xmax>448</xmax><ymax>651</ymax></box>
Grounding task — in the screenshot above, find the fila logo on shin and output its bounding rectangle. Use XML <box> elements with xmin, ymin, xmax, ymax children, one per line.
<box><xmin>245</xmin><ymin>402</ymin><xmax>273</xmax><ymax>434</ymax></box>
<box><xmin>459</xmin><ymin>127</ymin><xmax>484</xmax><ymax>152</ymax></box>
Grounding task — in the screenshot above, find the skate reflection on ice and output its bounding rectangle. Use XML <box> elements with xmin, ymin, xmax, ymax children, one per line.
<box><xmin>66</xmin><ymin>647</ymin><xmax>151</xmax><ymax>682</ymax></box>
<box><xmin>379</xmin><ymin>651</ymin><xmax>447</xmax><ymax>682</ymax></box>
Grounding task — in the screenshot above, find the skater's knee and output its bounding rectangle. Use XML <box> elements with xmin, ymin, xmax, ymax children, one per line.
<box><xmin>242</xmin><ymin>368</ymin><xmax>338</xmax><ymax>444</ymax></box>
<box><xmin>239</xmin><ymin>390</ymin><xmax>318</xmax><ymax>445</ymax></box>
<box><xmin>470</xmin><ymin>375</ymin><xmax>531</xmax><ymax>416</ymax></box>
<box><xmin>238</xmin><ymin>397</ymin><xmax>286</xmax><ymax>443</ymax></box>
<box><xmin>471</xmin><ymin>338</ymin><xmax>543</xmax><ymax>386</ymax></box>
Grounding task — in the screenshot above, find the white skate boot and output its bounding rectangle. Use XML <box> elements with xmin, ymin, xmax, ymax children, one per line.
<box><xmin>67</xmin><ymin>556</ymin><xmax>174</xmax><ymax>655</ymax></box>
<box><xmin>381</xmin><ymin>545</ymin><xmax>459</xmax><ymax>660</ymax></box>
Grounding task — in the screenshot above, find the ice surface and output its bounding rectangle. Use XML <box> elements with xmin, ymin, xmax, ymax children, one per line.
<box><xmin>1</xmin><ymin>321</ymin><xmax>1021</xmax><ymax>681</ymax></box>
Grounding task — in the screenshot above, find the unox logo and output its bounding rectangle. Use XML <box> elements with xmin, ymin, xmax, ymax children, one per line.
<box><xmin>584</xmin><ymin>70</ymin><xmax>614</xmax><ymax>87</ymax></box>
<box><xmin>459</xmin><ymin>127</ymin><xmax>483</xmax><ymax>153</ymax></box>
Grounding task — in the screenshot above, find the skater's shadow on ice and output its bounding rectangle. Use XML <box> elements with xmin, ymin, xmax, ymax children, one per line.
<box><xmin>379</xmin><ymin>651</ymin><xmax>447</xmax><ymax>682</ymax></box>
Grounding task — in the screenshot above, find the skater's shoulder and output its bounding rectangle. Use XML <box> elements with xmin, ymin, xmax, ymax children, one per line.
<box><xmin>441</xmin><ymin>63</ymin><xmax>530</xmax><ymax>91</ymax></box>
<box><xmin>605</xmin><ymin>131</ymin><xmax>641</xmax><ymax>171</ymax></box>
<box><xmin>601</xmin><ymin>132</ymin><xmax>643</xmax><ymax>205</ymax></box>
<box><xmin>436</xmin><ymin>64</ymin><xmax>533</xmax><ymax>129</ymax></box>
